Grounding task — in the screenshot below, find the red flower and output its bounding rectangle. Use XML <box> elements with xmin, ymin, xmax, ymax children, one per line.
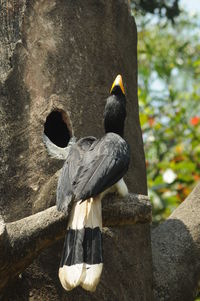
<box><xmin>190</xmin><ymin>116</ymin><xmax>200</xmax><ymax>126</ymax></box>
<box><xmin>148</xmin><ymin>117</ymin><xmax>155</xmax><ymax>127</ymax></box>
<box><xmin>193</xmin><ymin>174</ymin><xmax>200</xmax><ymax>181</ymax></box>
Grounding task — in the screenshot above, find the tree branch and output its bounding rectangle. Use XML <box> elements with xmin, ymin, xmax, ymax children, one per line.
<box><xmin>152</xmin><ymin>182</ymin><xmax>200</xmax><ymax>301</ymax></box>
<box><xmin>0</xmin><ymin>193</ymin><xmax>151</xmax><ymax>292</ymax></box>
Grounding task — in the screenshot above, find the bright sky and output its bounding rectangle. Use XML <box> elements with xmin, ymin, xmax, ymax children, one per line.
<box><xmin>180</xmin><ymin>0</ymin><xmax>200</xmax><ymax>14</ymax></box>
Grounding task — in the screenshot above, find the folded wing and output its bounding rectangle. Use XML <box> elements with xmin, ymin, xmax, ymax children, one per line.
<box><xmin>56</xmin><ymin>136</ymin><xmax>97</xmax><ymax>213</ymax></box>
<box><xmin>73</xmin><ymin>132</ymin><xmax>130</xmax><ymax>201</ymax></box>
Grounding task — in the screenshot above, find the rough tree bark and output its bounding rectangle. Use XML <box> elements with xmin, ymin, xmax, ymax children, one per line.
<box><xmin>0</xmin><ymin>194</ymin><xmax>151</xmax><ymax>294</ymax></box>
<box><xmin>152</xmin><ymin>182</ymin><xmax>200</xmax><ymax>300</ymax></box>
<box><xmin>1</xmin><ymin>1</ymin><xmax>153</xmax><ymax>300</ymax></box>
<box><xmin>0</xmin><ymin>0</ymin><xmax>147</xmax><ymax>223</ymax></box>
<box><xmin>2</xmin><ymin>182</ymin><xmax>200</xmax><ymax>300</ymax></box>
<box><xmin>2</xmin><ymin>0</ymin><xmax>200</xmax><ymax>300</ymax></box>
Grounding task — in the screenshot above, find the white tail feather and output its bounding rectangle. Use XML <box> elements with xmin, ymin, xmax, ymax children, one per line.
<box><xmin>67</xmin><ymin>200</ymin><xmax>87</xmax><ymax>229</ymax></box>
<box><xmin>59</xmin><ymin>264</ymin><xmax>83</xmax><ymax>291</ymax></box>
<box><xmin>85</xmin><ymin>197</ymin><xmax>102</xmax><ymax>229</ymax></box>
<box><xmin>80</xmin><ymin>197</ymin><xmax>103</xmax><ymax>291</ymax></box>
<box><xmin>80</xmin><ymin>263</ymin><xmax>103</xmax><ymax>292</ymax></box>
<box><xmin>58</xmin><ymin>197</ymin><xmax>103</xmax><ymax>292</ymax></box>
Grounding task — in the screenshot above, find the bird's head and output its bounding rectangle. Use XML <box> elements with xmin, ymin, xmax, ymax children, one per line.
<box><xmin>104</xmin><ymin>75</ymin><xmax>127</xmax><ymax>137</ymax></box>
<box><xmin>110</xmin><ymin>74</ymin><xmax>125</xmax><ymax>96</ymax></box>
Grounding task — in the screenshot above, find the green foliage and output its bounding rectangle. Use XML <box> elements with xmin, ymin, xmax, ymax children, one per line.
<box><xmin>136</xmin><ymin>13</ymin><xmax>200</xmax><ymax>223</ymax></box>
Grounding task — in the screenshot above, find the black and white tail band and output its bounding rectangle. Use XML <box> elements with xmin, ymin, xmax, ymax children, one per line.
<box><xmin>59</xmin><ymin>197</ymin><xmax>103</xmax><ymax>292</ymax></box>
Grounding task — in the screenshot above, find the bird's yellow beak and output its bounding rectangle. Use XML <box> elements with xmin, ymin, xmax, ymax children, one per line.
<box><xmin>110</xmin><ymin>74</ymin><xmax>125</xmax><ymax>95</ymax></box>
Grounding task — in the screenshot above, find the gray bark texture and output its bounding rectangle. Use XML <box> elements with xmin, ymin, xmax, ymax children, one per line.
<box><xmin>0</xmin><ymin>0</ymin><xmax>147</xmax><ymax>223</ymax></box>
<box><xmin>0</xmin><ymin>1</ymin><xmax>153</xmax><ymax>300</ymax></box>
<box><xmin>0</xmin><ymin>194</ymin><xmax>151</xmax><ymax>298</ymax></box>
<box><xmin>152</xmin><ymin>182</ymin><xmax>200</xmax><ymax>301</ymax></box>
<box><xmin>1</xmin><ymin>0</ymin><xmax>200</xmax><ymax>300</ymax></box>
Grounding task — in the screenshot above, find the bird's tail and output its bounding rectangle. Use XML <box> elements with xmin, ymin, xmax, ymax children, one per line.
<box><xmin>59</xmin><ymin>197</ymin><xmax>103</xmax><ymax>292</ymax></box>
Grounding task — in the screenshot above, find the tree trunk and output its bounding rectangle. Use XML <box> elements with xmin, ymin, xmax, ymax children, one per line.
<box><xmin>152</xmin><ymin>182</ymin><xmax>200</xmax><ymax>300</ymax></box>
<box><xmin>0</xmin><ymin>194</ymin><xmax>151</xmax><ymax>295</ymax></box>
<box><xmin>0</xmin><ymin>1</ymin><xmax>152</xmax><ymax>300</ymax></box>
<box><xmin>1</xmin><ymin>1</ymin><xmax>200</xmax><ymax>300</ymax></box>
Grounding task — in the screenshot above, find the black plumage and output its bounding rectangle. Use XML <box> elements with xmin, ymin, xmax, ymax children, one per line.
<box><xmin>56</xmin><ymin>133</ymin><xmax>130</xmax><ymax>212</ymax></box>
<box><xmin>104</xmin><ymin>86</ymin><xmax>126</xmax><ymax>137</ymax></box>
<box><xmin>56</xmin><ymin>136</ymin><xmax>96</xmax><ymax>213</ymax></box>
<box><xmin>57</xmin><ymin>75</ymin><xmax>129</xmax><ymax>211</ymax></box>
<box><xmin>57</xmin><ymin>74</ymin><xmax>130</xmax><ymax>292</ymax></box>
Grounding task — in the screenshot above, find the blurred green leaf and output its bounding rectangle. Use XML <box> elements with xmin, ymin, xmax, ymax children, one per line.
<box><xmin>136</xmin><ymin>11</ymin><xmax>200</xmax><ymax>224</ymax></box>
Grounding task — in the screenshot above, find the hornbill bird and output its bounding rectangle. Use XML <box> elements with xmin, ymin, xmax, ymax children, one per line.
<box><xmin>57</xmin><ymin>74</ymin><xmax>130</xmax><ymax>292</ymax></box>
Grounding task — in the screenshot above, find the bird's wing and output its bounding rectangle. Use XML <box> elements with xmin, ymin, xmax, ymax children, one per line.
<box><xmin>56</xmin><ymin>147</ymin><xmax>80</xmax><ymax>213</ymax></box>
<box><xmin>73</xmin><ymin>132</ymin><xmax>130</xmax><ymax>201</ymax></box>
<box><xmin>56</xmin><ymin>137</ymin><xmax>97</xmax><ymax>213</ymax></box>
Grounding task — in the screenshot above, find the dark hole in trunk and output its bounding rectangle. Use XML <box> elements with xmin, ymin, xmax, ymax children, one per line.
<box><xmin>44</xmin><ymin>110</ymin><xmax>71</xmax><ymax>147</ymax></box>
